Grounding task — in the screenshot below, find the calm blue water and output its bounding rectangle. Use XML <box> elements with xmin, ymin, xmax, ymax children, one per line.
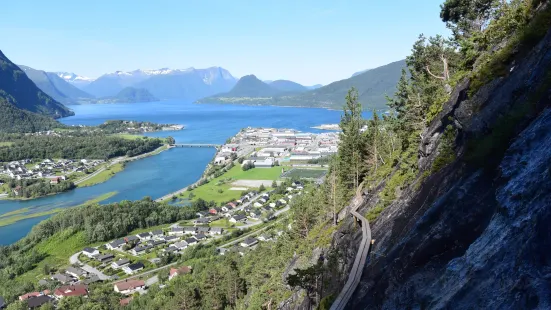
<box><xmin>0</xmin><ymin>100</ymin><xmax>368</xmax><ymax>244</ymax></box>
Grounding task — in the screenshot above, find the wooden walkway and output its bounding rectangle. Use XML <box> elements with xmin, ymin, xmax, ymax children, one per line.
<box><xmin>330</xmin><ymin>192</ymin><xmax>372</xmax><ymax>310</ymax></box>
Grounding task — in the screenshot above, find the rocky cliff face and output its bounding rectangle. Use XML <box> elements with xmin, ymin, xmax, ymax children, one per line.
<box><xmin>340</xmin><ymin>22</ymin><xmax>551</xmax><ymax>310</ymax></box>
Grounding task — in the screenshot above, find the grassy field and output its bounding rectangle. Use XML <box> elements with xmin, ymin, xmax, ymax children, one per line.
<box><xmin>281</xmin><ymin>168</ymin><xmax>327</xmax><ymax>179</ymax></box>
<box><xmin>112</xmin><ymin>133</ymin><xmax>145</xmax><ymax>140</ymax></box>
<box><xmin>16</xmin><ymin>230</ymin><xmax>103</xmax><ymax>284</ymax></box>
<box><xmin>0</xmin><ymin>191</ymin><xmax>117</xmax><ymax>227</ymax></box>
<box><xmin>0</xmin><ymin>142</ymin><xmax>14</xmax><ymax>147</ymax></box>
<box><xmin>77</xmin><ymin>163</ymin><xmax>124</xmax><ymax>188</ymax></box>
<box><xmin>222</xmin><ymin>165</ymin><xmax>283</xmax><ymax>180</ymax></box>
<box><xmin>180</xmin><ymin>165</ymin><xmax>282</xmax><ymax>204</ymax></box>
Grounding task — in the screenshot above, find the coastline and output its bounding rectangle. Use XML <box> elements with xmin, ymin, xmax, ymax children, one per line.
<box><xmin>1</xmin><ymin>144</ymin><xmax>170</xmax><ymax>201</ymax></box>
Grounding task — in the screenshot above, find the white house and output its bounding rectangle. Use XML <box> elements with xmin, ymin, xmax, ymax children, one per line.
<box><xmin>168</xmin><ymin>227</ymin><xmax>184</xmax><ymax>236</ymax></box>
<box><xmin>136</xmin><ymin>232</ymin><xmax>152</xmax><ymax>241</ymax></box>
<box><xmin>111</xmin><ymin>259</ymin><xmax>130</xmax><ymax>269</ymax></box>
<box><xmin>114</xmin><ymin>280</ymin><xmax>145</xmax><ymax>295</ymax></box>
<box><xmin>230</xmin><ymin>215</ymin><xmax>247</xmax><ymax>223</ymax></box>
<box><xmin>122</xmin><ymin>263</ymin><xmax>145</xmax><ymax>275</ymax></box>
<box><xmin>82</xmin><ymin>247</ymin><xmax>99</xmax><ymax>259</ymax></box>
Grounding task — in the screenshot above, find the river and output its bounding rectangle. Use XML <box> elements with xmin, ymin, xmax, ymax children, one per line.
<box><xmin>0</xmin><ymin>100</ymin><xmax>369</xmax><ymax>244</ymax></box>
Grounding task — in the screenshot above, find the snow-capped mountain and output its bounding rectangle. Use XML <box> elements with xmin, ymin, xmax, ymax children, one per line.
<box><xmin>55</xmin><ymin>72</ymin><xmax>95</xmax><ymax>90</ymax></box>
<box><xmin>83</xmin><ymin>66</ymin><xmax>238</xmax><ymax>100</ymax></box>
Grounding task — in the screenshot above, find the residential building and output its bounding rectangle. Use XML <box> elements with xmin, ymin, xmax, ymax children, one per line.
<box><xmin>210</xmin><ymin>227</ymin><xmax>223</xmax><ymax>235</ymax></box>
<box><xmin>230</xmin><ymin>214</ymin><xmax>247</xmax><ymax>223</ymax></box>
<box><xmin>164</xmin><ymin>235</ymin><xmax>180</xmax><ymax>243</ymax></box>
<box><xmin>185</xmin><ymin>238</ymin><xmax>198</xmax><ymax>246</ymax></box>
<box><xmin>136</xmin><ymin>232</ymin><xmax>152</xmax><ymax>241</ymax></box>
<box><xmin>193</xmin><ymin>217</ymin><xmax>211</xmax><ymax>225</ymax></box>
<box><xmin>65</xmin><ymin>267</ymin><xmax>87</xmax><ymax>278</ymax></box>
<box><xmin>195</xmin><ymin>233</ymin><xmax>207</xmax><ymax>240</ymax></box>
<box><xmin>196</xmin><ymin>226</ymin><xmax>210</xmax><ymax>234</ymax></box>
<box><xmin>131</xmin><ymin>245</ymin><xmax>152</xmax><ymax>256</ymax></box>
<box><xmin>114</xmin><ymin>280</ymin><xmax>146</xmax><ymax>295</ymax></box>
<box><xmin>27</xmin><ymin>295</ymin><xmax>54</xmax><ymax>309</ymax></box>
<box><xmin>240</xmin><ymin>237</ymin><xmax>259</xmax><ymax>248</ymax></box>
<box><xmin>19</xmin><ymin>290</ymin><xmax>50</xmax><ymax>301</ymax></box>
<box><xmin>54</xmin><ymin>284</ymin><xmax>88</xmax><ymax>299</ymax></box>
<box><xmin>82</xmin><ymin>247</ymin><xmax>99</xmax><ymax>258</ymax></box>
<box><xmin>124</xmin><ymin>235</ymin><xmax>139</xmax><ymax>243</ymax></box>
<box><xmin>173</xmin><ymin>241</ymin><xmax>188</xmax><ymax>250</ymax></box>
<box><xmin>183</xmin><ymin>226</ymin><xmax>197</xmax><ymax>235</ymax></box>
<box><xmin>122</xmin><ymin>263</ymin><xmax>145</xmax><ymax>275</ymax></box>
<box><xmin>51</xmin><ymin>273</ymin><xmax>72</xmax><ymax>284</ymax></box>
<box><xmin>151</xmin><ymin>230</ymin><xmax>164</xmax><ymax>238</ymax></box>
<box><xmin>120</xmin><ymin>297</ymin><xmax>133</xmax><ymax>306</ymax></box>
<box><xmin>168</xmin><ymin>227</ymin><xmax>184</xmax><ymax>236</ymax></box>
<box><xmin>107</xmin><ymin>239</ymin><xmax>126</xmax><ymax>250</ymax></box>
<box><xmin>169</xmin><ymin>266</ymin><xmax>192</xmax><ymax>280</ymax></box>
<box><xmin>96</xmin><ymin>253</ymin><xmax>115</xmax><ymax>263</ymax></box>
<box><xmin>111</xmin><ymin>259</ymin><xmax>130</xmax><ymax>269</ymax></box>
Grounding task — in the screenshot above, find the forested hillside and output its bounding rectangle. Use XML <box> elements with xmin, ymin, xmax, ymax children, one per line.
<box><xmin>0</xmin><ymin>134</ymin><xmax>164</xmax><ymax>161</ymax></box>
<box><xmin>0</xmin><ymin>98</ymin><xmax>63</xmax><ymax>133</ymax></box>
<box><xmin>197</xmin><ymin>60</ymin><xmax>405</xmax><ymax>110</ymax></box>
<box><xmin>0</xmin><ymin>50</ymin><xmax>73</xmax><ymax>118</ymax></box>
<box><xmin>18</xmin><ymin>65</ymin><xmax>93</xmax><ymax>105</ymax></box>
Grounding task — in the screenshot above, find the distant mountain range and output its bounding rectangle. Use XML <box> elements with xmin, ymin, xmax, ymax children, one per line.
<box><xmin>0</xmin><ymin>50</ymin><xmax>70</xmax><ymax>132</ymax></box>
<box><xmin>197</xmin><ymin>60</ymin><xmax>406</xmax><ymax>110</ymax></box>
<box><xmin>18</xmin><ymin>65</ymin><xmax>94</xmax><ymax>105</ymax></box>
<box><xmin>56</xmin><ymin>72</ymin><xmax>95</xmax><ymax>88</ymax></box>
<box><xmin>198</xmin><ymin>75</ymin><xmax>313</xmax><ymax>104</ymax></box>
<box><xmin>76</xmin><ymin>67</ymin><xmax>238</xmax><ymax>102</ymax></box>
<box><xmin>16</xmin><ymin>57</ymin><xmax>404</xmax><ymax>110</ymax></box>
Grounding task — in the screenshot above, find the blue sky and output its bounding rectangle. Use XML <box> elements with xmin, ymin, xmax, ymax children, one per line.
<box><xmin>2</xmin><ymin>0</ymin><xmax>449</xmax><ymax>85</ymax></box>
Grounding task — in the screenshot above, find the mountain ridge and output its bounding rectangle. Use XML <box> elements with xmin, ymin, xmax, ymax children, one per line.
<box><xmin>0</xmin><ymin>50</ymin><xmax>73</xmax><ymax>119</ymax></box>
<box><xmin>197</xmin><ymin>59</ymin><xmax>406</xmax><ymax>110</ymax></box>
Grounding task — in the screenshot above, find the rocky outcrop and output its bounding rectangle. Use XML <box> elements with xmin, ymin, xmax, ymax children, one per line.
<box><xmin>344</xmin><ymin>22</ymin><xmax>551</xmax><ymax>310</ymax></box>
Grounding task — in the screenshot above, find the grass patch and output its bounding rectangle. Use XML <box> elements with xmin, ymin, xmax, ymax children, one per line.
<box><xmin>112</xmin><ymin>133</ymin><xmax>145</xmax><ymax>140</ymax></box>
<box><xmin>76</xmin><ymin>163</ymin><xmax>124</xmax><ymax>187</ymax></box>
<box><xmin>0</xmin><ymin>192</ymin><xmax>117</xmax><ymax>227</ymax></box>
<box><xmin>181</xmin><ymin>165</ymin><xmax>281</xmax><ymax>204</ymax></box>
<box><xmin>281</xmin><ymin>168</ymin><xmax>328</xmax><ymax>179</ymax></box>
<box><xmin>16</xmin><ymin>230</ymin><xmax>101</xmax><ymax>284</ymax></box>
<box><xmin>0</xmin><ymin>141</ymin><xmax>14</xmax><ymax>147</ymax></box>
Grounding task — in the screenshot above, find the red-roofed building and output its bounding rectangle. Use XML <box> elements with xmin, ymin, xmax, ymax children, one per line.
<box><xmin>120</xmin><ymin>297</ymin><xmax>133</xmax><ymax>306</ymax></box>
<box><xmin>114</xmin><ymin>280</ymin><xmax>146</xmax><ymax>295</ymax></box>
<box><xmin>54</xmin><ymin>284</ymin><xmax>88</xmax><ymax>299</ymax></box>
<box><xmin>19</xmin><ymin>290</ymin><xmax>50</xmax><ymax>301</ymax></box>
<box><xmin>169</xmin><ymin>266</ymin><xmax>193</xmax><ymax>280</ymax></box>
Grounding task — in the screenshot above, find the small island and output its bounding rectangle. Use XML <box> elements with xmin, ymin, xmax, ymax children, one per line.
<box><xmin>78</xmin><ymin>87</ymin><xmax>159</xmax><ymax>104</ymax></box>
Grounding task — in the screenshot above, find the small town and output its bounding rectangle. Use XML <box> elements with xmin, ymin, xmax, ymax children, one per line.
<box><xmin>12</xmin><ymin>180</ymin><xmax>305</xmax><ymax>308</ymax></box>
<box><xmin>1</xmin><ymin>159</ymin><xmax>105</xmax><ymax>182</ymax></box>
<box><xmin>213</xmin><ymin>127</ymin><xmax>339</xmax><ymax>168</ymax></box>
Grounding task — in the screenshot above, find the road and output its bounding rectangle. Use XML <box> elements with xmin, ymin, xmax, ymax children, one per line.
<box><xmin>219</xmin><ymin>208</ymin><xmax>289</xmax><ymax>248</ymax></box>
<box><xmin>69</xmin><ymin>251</ymin><xmax>111</xmax><ymax>281</ymax></box>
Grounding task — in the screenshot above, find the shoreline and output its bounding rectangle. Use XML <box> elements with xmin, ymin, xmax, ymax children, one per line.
<box><xmin>1</xmin><ymin>144</ymin><xmax>170</xmax><ymax>201</ymax></box>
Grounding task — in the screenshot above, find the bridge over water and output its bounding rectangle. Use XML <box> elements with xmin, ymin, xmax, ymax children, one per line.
<box><xmin>171</xmin><ymin>144</ymin><xmax>221</xmax><ymax>148</ymax></box>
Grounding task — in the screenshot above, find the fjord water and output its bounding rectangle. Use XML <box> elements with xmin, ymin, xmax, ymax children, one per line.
<box><xmin>0</xmin><ymin>100</ymin><xmax>368</xmax><ymax>244</ymax></box>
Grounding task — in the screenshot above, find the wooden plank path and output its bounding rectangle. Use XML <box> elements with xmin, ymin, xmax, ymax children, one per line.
<box><xmin>330</xmin><ymin>192</ymin><xmax>372</xmax><ymax>310</ymax></box>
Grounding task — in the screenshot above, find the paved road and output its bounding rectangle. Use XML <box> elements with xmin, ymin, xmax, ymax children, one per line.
<box><xmin>145</xmin><ymin>275</ymin><xmax>159</xmax><ymax>286</ymax></box>
<box><xmin>69</xmin><ymin>251</ymin><xmax>111</xmax><ymax>281</ymax></box>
